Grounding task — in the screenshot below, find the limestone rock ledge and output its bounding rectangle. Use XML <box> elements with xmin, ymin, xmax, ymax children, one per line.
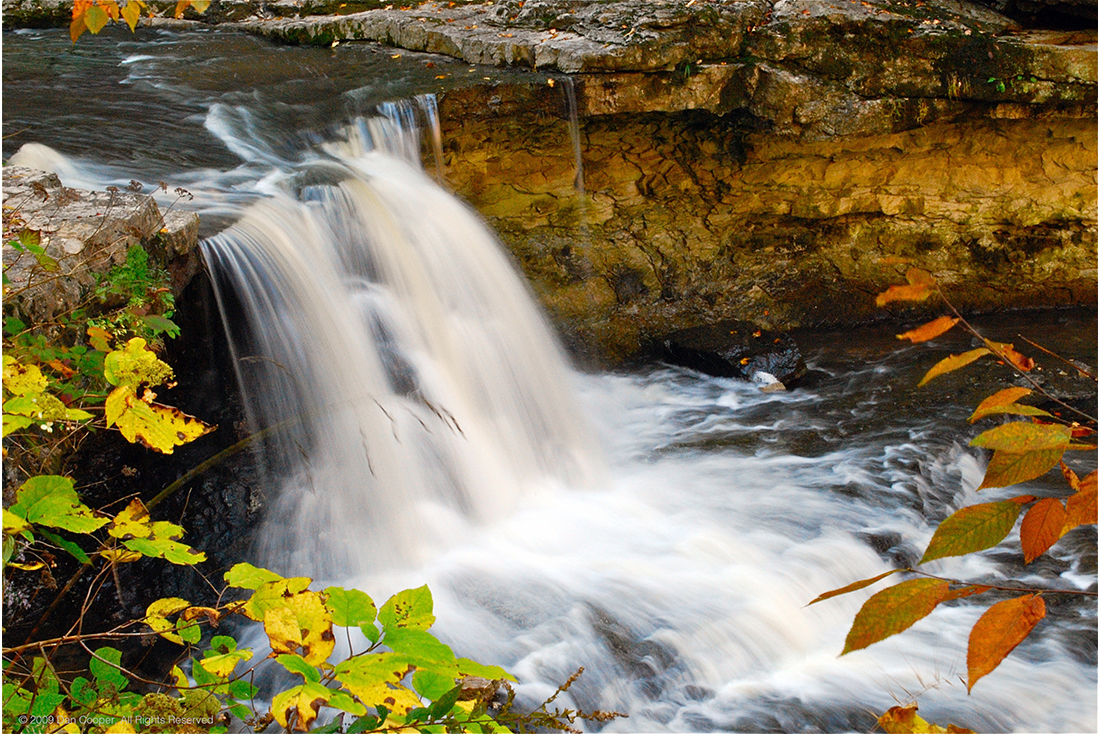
<box><xmin>435</xmin><ymin>88</ymin><xmax>1096</xmax><ymax>361</ymax></box>
<box><xmin>2</xmin><ymin>166</ymin><xmax>202</xmax><ymax>324</ymax></box>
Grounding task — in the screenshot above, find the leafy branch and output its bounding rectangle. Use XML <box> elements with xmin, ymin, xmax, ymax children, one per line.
<box><xmin>813</xmin><ymin>267</ymin><xmax>1097</xmax><ymax>722</ymax></box>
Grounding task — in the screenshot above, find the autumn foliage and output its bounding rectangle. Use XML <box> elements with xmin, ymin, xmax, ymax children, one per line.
<box><xmin>813</xmin><ymin>267</ymin><xmax>1097</xmax><ymax>718</ymax></box>
<box><xmin>70</xmin><ymin>0</ymin><xmax>209</xmax><ymax>42</ymax></box>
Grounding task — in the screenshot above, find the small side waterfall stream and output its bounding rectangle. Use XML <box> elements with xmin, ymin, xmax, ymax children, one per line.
<box><xmin>3</xmin><ymin>27</ymin><xmax>1095</xmax><ymax>733</ymax></box>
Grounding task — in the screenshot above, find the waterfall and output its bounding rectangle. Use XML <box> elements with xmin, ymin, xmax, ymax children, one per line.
<box><xmin>202</xmin><ymin>110</ymin><xmax>601</xmax><ymax>578</ymax></box>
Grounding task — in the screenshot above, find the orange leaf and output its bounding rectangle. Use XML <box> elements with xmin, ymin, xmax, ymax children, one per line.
<box><xmin>174</xmin><ymin>0</ymin><xmax>191</xmax><ymax>17</ymax></box>
<box><xmin>100</xmin><ymin>0</ymin><xmax>121</xmax><ymax>20</ymax></box>
<box><xmin>842</xmin><ymin>578</ymin><xmax>949</xmax><ymax>654</ymax></box>
<box><xmin>983</xmin><ymin>340</ymin><xmax>1035</xmax><ymax>372</ymax></box>
<box><xmin>976</xmin><ymin>448</ymin><xmax>1064</xmax><ymax>490</ymax></box>
<box><xmin>970</xmin><ymin>421</ymin><xmax>1072</xmax><ymax>453</ymax></box>
<box><xmin>967</xmin><ymin>594</ymin><xmax>1045</xmax><ymax>692</ymax></box>
<box><xmin>72</xmin><ymin>0</ymin><xmax>94</xmax><ymax>16</ymax></box>
<box><xmin>70</xmin><ymin>10</ymin><xmax>89</xmax><ymax>41</ymax></box>
<box><xmin>917</xmin><ymin>348</ymin><xmax>990</xmax><ymax>387</ymax></box>
<box><xmin>876</xmin><ymin>268</ymin><xmax>936</xmax><ymax>307</ymax></box>
<box><xmin>919</xmin><ymin>500</ymin><xmax>1024</xmax><ymax>564</ymax></box>
<box><xmin>807</xmin><ymin>569</ymin><xmax>900</xmax><ymax>606</ymax></box>
<box><xmin>967</xmin><ymin>388</ymin><xmax>1051</xmax><ymax>423</ymax></box>
<box><xmin>896</xmin><ymin>316</ymin><xmax>959</xmax><ymax>344</ymax></box>
<box><xmin>1063</xmin><ymin>470</ymin><xmax>1097</xmax><ymax>534</ymax></box>
<box><xmin>1019</xmin><ymin>498</ymin><xmax>1066</xmax><ymax>563</ymax></box>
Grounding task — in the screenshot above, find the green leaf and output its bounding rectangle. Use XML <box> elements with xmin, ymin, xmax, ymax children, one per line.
<box><xmin>360</xmin><ymin>621</ymin><xmax>381</xmax><ymax>646</ymax></box>
<box><xmin>414</xmin><ymin>671</ymin><xmax>460</xmax><ymax>702</ymax></box>
<box><xmin>347</xmin><ymin>715</ymin><xmax>381</xmax><ymax>734</ymax></box>
<box><xmin>379</xmin><ymin>585</ymin><xmax>435</xmax><ymax>632</ymax></box>
<box><xmin>177</xmin><ymin>616</ymin><xmax>202</xmax><ymax>645</ymax></box>
<box><xmin>919</xmin><ymin>500</ymin><xmax>1025</xmax><ymax>564</ymax></box>
<box><xmin>428</xmin><ymin>682</ymin><xmax>465</xmax><ymax>717</ymax></box>
<box><xmin>224</xmin><ymin>562</ymin><xmax>283</xmax><ymax>590</ymax></box>
<box><xmin>37</xmin><ymin>527</ymin><xmax>91</xmax><ymax>564</ymax></box>
<box><xmin>228</xmin><ymin>679</ymin><xmax>259</xmax><ymax>701</ymax></box>
<box><xmin>842</xmin><ymin>578</ymin><xmax>950</xmax><ymax>654</ymax></box>
<box><xmin>89</xmin><ymin>647</ymin><xmax>128</xmax><ymax>690</ymax></box>
<box><xmin>383</xmin><ymin>627</ymin><xmax>456</xmax><ymax>668</ymax></box>
<box><xmin>970</xmin><ymin>422</ymin><xmax>1072</xmax><ymax>453</ymax></box>
<box><xmin>324</xmin><ymin>586</ymin><xmax>377</xmax><ymax>628</ymax></box>
<box><xmin>277</xmin><ymin>654</ymin><xmax>322</xmax><ymax>683</ymax></box>
<box><xmin>977</xmin><ymin>448</ymin><xmax>1064</xmax><ymax>490</ymax></box>
<box><xmin>71</xmin><ymin>676</ymin><xmax>96</xmax><ymax>705</ymax></box>
<box><xmin>10</xmin><ymin>475</ymin><xmax>108</xmax><ymax>534</ymax></box>
<box><xmin>327</xmin><ymin>690</ymin><xmax>367</xmax><ymax>716</ymax></box>
<box><xmin>141</xmin><ymin>314</ymin><xmax>181</xmax><ymax>338</ymax></box>
<box><xmin>210</xmin><ymin>635</ymin><xmax>238</xmax><ymax>654</ymax></box>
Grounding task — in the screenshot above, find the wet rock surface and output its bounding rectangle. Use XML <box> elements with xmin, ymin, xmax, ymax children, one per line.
<box><xmin>661</xmin><ymin>320</ymin><xmax>808</xmax><ymax>386</ymax></box>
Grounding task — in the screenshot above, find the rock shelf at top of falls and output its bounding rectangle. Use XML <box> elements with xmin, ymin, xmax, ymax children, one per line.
<box><xmin>3</xmin><ymin>0</ymin><xmax>1095</xmax><ymax>364</ymax></box>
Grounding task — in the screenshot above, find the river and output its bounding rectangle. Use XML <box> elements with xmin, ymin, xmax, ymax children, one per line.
<box><xmin>3</xmin><ymin>26</ymin><xmax>1097</xmax><ymax>733</ymax></box>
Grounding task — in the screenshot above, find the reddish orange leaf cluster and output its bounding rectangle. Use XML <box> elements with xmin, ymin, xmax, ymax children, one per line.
<box><xmin>70</xmin><ymin>0</ymin><xmax>207</xmax><ymax>41</ymax></box>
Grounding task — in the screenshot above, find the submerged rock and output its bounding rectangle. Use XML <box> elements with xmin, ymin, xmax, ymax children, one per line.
<box><xmin>661</xmin><ymin>321</ymin><xmax>808</xmax><ymax>387</ymax></box>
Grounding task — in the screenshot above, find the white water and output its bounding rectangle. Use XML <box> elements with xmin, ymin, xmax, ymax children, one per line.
<box><xmin>6</xmin><ymin>29</ymin><xmax>1094</xmax><ymax>724</ymax></box>
<box><xmin>192</xmin><ymin>117</ymin><xmax>1095</xmax><ymax>731</ymax></box>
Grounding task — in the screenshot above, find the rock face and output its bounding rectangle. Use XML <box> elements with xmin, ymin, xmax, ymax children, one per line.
<box><xmin>662</xmin><ymin>321</ymin><xmax>808</xmax><ymax>386</ymax></box>
<box><xmin>2</xmin><ymin>165</ymin><xmax>201</xmax><ymax>324</ymax></box>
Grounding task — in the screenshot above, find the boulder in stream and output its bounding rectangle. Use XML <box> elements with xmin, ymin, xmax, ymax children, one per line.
<box><xmin>661</xmin><ymin>320</ymin><xmax>808</xmax><ymax>388</ymax></box>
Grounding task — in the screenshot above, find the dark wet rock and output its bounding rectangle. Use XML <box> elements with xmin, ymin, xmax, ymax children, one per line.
<box><xmin>661</xmin><ymin>321</ymin><xmax>808</xmax><ymax>386</ymax></box>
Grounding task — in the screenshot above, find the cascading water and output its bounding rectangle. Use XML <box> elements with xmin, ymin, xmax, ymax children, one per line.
<box><xmin>3</xmin><ymin>28</ymin><xmax>1095</xmax><ymax>733</ymax></box>
<box><xmin>202</xmin><ymin>112</ymin><xmax>601</xmax><ymax>577</ymax></box>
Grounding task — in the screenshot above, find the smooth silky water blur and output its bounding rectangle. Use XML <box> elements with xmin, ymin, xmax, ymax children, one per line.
<box><xmin>4</xmin><ymin>28</ymin><xmax>1096</xmax><ymax>732</ymax></box>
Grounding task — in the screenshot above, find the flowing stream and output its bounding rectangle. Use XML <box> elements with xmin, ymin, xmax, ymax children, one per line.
<box><xmin>3</xmin><ymin>27</ymin><xmax>1096</xmax><ymax>733</ymax></box>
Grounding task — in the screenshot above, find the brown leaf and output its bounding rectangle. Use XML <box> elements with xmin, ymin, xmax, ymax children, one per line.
<box><xmin>1063</xmin><ymin>470</ymin><xmax>1097</xmax><ymax>534</ymax></box>
<box><xmin>976</xmin><ymin>448</ymin><xmax>1064</xmax><ymax>490</ymax></box>
<box><xmin>876</xmin><ymin>268</ymin><xmax>936</xmax><ymax>307</ymax></box>
<box><xmin>1019</xmin><ymin>498</ymin><xmax>1067</xmax><ymax>563</ymax></box>
<box><xmin>1060</xmin><ymin>461</ymin><xmax>1080</xmax><ymax>491</ymax></box>
<box><xmin>967</xmin><ymin>594</ymin><xmax>1045</xmax><ymax>691</ymax></box>
<box><xmin>983</xmin><ymin>340</ymin><xmax>1035</xmax><ymax>372</ymax></box>
<box><xmin>917</xmin><ymin>348</ymin><xmax>991</xmax><ymax>387</ymax></box>
<box><xmin>807</xmin><ymin>569</ymin><xmax>900</xmax><ymax>606</ymax></box>
<box><xmin>842</xmin><ymin>578</ymin><xmax>949</xmax><ymax>654</ymax></box>
<box><xmin>896</xmin><ymin>316</ymin><xmax>959</xmax><ymax>344</ymax></box>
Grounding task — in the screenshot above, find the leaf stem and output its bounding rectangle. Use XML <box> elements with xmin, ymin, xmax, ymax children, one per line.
<box><xmin>907</xmin><ymin>568</ymin><xmax>1098</xmax><ymax>597</ymax></box>
<box><xmin>935</xmin><ymin>288</ymin><xmax>1098</xmax><ymax>425</ymax></box>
